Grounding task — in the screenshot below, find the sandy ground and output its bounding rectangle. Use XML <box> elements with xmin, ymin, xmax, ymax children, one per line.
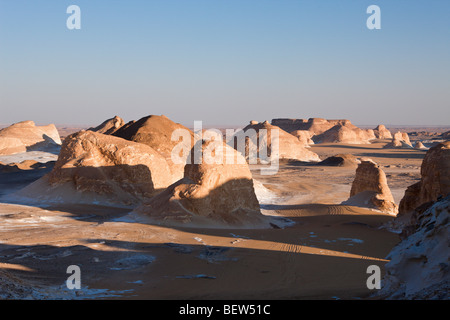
<box><xmin>0</xmin><ymin>141</ymin><xmax>426</xmax><ymax>300</ymax></box>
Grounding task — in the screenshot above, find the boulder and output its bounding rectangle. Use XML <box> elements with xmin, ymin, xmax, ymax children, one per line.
<box><xmin>134</xmin><ymin>140</ymin><xmax>266</xmax><ymax>226</ymax></box>
<box><xmin>0</xmin><ymin>121</ymin><xmax>61</xmax><ymax>155</ymax></box>
<box><xmin>88</xmin><ymin>116</ymin><xmax>125</xmax><ymax>135</ymax></box>
<box><xmin>343</xmin><ymin>159</ymin><xmax>398</xmax><ymax>214</ymax></box>
<box><xmin>113</xmin><ymin>115</ymin><xmax>194</xmax><ymax>181</ymax></box>
<box><xmin>15</xmin><ymin>131</ymin><xmax>173</xmax><ymax>207</ymax></box>
<box><xmin>398</xmin><ymin>141</ymin><xmax>450</xmax><ymax>215</ymax></box>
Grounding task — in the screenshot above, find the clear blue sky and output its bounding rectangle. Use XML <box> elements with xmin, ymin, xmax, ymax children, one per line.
<box><xmin>0</xmin><ymin>0</ymin><xmax>449</xmax><ymax>127</ymax></box>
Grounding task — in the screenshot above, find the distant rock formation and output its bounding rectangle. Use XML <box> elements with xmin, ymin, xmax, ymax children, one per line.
<box><xmin>15</xmin><ymin>131</ymin><xmax>174</xmax><ymax>207</ymax></box>
<box><xmin>393</xmin><ymin>131</ymin><xmax>412</xmax><ymax>147</ymax></box>
<box><xmin>271</xmin><ymin>118</ymin><xmax>376</xmax><ymax>144</ymax></box>
<box><xmin>88</xmin><ymin>116</ymin><xmax>125</xmax><ymax>135</ymax></box>
<box><xmin>0</xmin><ymin>121</ymin><xmax>61</xmax><ymax>155</ymax></box>
<box><xmin>134</xmin><ymin>140</ymin><xmax>266</xmax><ymax>227</ymax></box>
<box><xmin>113</xmin><ymin>115</ymin><xmax>194</xmax><ymax>181</ymax></box>
<box><xmin>383</xmin><ymin>138</ymin><xmax>413</xmax><ymax>149</ymax></box>
<box><xmin>232</xmin><ymin>121</ymin><xmax>320</xmax><ymax>162</ymax></box>
<box><xmin>379</xmin><ymin>195</ymin><xmax>450</xmax><ymax>299</ymax></box>
<box><xmin>272</xmin><ymin>118</ymin><xmax>349</xmax><ymax>136</ymax></box>
<box><xmin>373</xmin><ymin>125</ymin><xmax>393</xmax><ymax>139</ymax></box>
<box><xmin>343</xmin><ymin>159</ymin><xmax>398</xmax><ymax>214</ymax></box>
<box><xmin>312</xmin><ymin>123</ymin><xmax>375</xmax><ymax>144</ymax></box>
<box><xmin>398</xmin><ymin>141</ymin><xmax>450</xmax><ymax>215</ymax></box>
<box><xmin>290</xmin><ymin>130</ymin><xmax>314</xmax><ymax>146</ymax></box>
<box><xmin>414</xmin><ymin>141</ymin><xmax>428</xmax><ymax>150</ymax></box>
<box><xmin>318</xmin><ymin>154</ymin><xmax>360</xmax><ymax>167</ymax></box>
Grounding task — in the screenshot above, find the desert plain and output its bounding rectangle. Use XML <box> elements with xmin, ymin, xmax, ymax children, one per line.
<box><xmin>0</xmin><ymin>118</ymin><xmax>448</xmax><ymax>300</ymax></box>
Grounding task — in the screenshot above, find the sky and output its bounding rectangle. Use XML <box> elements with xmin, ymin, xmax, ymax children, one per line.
<box><xmin>0</xmin><ymin>0</ymin><xmax>449</xmax><ymax>127</ymax></box>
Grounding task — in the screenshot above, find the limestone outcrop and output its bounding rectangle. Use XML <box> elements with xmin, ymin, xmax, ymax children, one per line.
<box><xmin>414</xmin><ymin>141</ymin><xmax>428</xmax><ymax>150</ymax></box>
<box><xmin>231</xmin><ymin>121</ymin><xmax>320</xmax><ymax>162</ymax></box>
<box><xmin>134</xmin><ymin>140</ymin><xmax>265</xmax><ymax>226</ymax></box>
<box><xmin>379</xmin><ymin>195</ymin><xmax>450</xmax><ymax>299</ymax></box>
<box><xmin>88</xmin><ymin>116</ymin><xmax>125</xmax><ymax>135</ymax></box>
<box><xmin>312</xmin><ymin>123</ymin><xmax>375</xmax><ymax>144</ymax></box>
<box><xmin>0</xmin><ymin>121</ymin><xmax>61</xmax><ymax>155</ymax></box>
<box><xmin>113</xmin><ymin>115</ymin><xmax>194</xmax><ymax>181</ymax></box>
<box><xmin>398</xmin><ymin>141</ymin><xmax>450</xmax><ymax>215</ymax></box>
<box><xmin>343</xmin><ymin>159</ymin><xmax>398</xmax><ymax>214</ymax></box>
<box><xmin>15</xmin><ymin>131</ymin><xmax>173</xmax><ymax>207</ymax></box>
<box><xmin>393</xmin><ymin>131</ymin><xmax>412</xmax><ymax>147</ymax></box>
<box><xmin>373</xmin><ymin>125</ymin><xmax>393</xmax><ymax>139</ymax></box>
<box><xmin>290</xmin><ymin>130</ymin><xmax>314</xmax><ymax>146</ymax></box>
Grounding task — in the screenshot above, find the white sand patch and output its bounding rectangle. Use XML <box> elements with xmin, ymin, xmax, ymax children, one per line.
<box><xmin>0</xmin><ymin>151</ymin><xmax>58</xmax><ymax>165</ymax></box>
<box><xmin>252</xmin><ymin>179</ymin><xmax>279</xmax><ymax>204</ymax></box>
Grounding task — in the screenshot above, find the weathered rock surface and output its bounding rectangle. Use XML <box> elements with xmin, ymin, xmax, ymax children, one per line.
<box><xmin>88</xmin><ymin>116</ymin><xmax>125</xmax><ymax>135</ymax></box>
<box><xmin>113</xmin><ymin>115</ymin><xmax>194</xmax><ymax>181</ymax></box>
<box><xmin>15</xmin><ymin>131</ymin><xmax>173</xmax><ymax>207</ymax></box>
<box><xmin>398</xmin><ymin>141</ymin><xmax>450</xmax><ymax>215</ymax></box>
<box><xmin>0</xmin><ymin>121</ymin><xmax>61</xmax><ymax>155</ymax></box>
<box><xmin>378</xmin><ymin>195</ymin><xmax>450</xmax><ymax>299</ymax></box>
<box><xmin>343</xmin><ymin>159</ymin><xmax>398</xmax><ymax>214</ymax></box>
<box><xmin>134</xmin><ymin>140</ymin><xmax>266</xmax><ymax>226</ymax></box>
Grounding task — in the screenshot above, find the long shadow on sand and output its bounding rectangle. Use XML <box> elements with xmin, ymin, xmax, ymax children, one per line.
<box><xmin>0</xmin><ymin>231</ymin><xmax>393</xmax><ymax>300</ymax></box>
